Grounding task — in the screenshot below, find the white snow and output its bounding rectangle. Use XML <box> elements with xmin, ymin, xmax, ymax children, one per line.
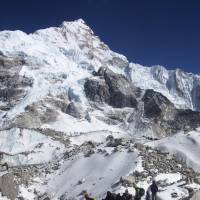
<box><xmin>0</xmin><ymin>128</ymin><xmax>65</xmax><ymax>166</ymax></box>
<box><xmin>158</xmin><ymin>182</ymin><xmax>189</xmax><ymax>200</ymax></box>
<box><xmin>45</xmin><ymin>151</ymin><xmax>138</xmax><ymax>200</ymax></box>
<box><xmin>155</xmin><ymin>173</ymin><xmax>182</xmax><ymax>185</ymax></box>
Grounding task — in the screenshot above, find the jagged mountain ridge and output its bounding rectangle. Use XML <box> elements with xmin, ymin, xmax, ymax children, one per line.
<box><xmin>0</xmin><ymin>19</ymin><xmax>200</xmax><ymax>200</ymax></box>
<box><xmin>127</xmin><ymin>64</ymin><xmax>200</xmax><ymax>111</ymax></box>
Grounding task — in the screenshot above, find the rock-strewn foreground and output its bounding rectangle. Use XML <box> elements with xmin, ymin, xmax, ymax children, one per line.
<box><xmin>0</xmin><ymin>19</ymin><xmax>200</xmax><ymax>199</ymax></box>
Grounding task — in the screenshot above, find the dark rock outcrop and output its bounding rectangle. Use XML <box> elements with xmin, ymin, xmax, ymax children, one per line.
<box><xmin>142</xmin><ymin>89</ymin><xmax>200</xmax><ymax>135</ymax></box>
<box><xmin>84</xmin><ymin>67</ymin><xmax>138</xmax><ymax>108</ymax></box>
<box><xmin>142</xmin><ymin>89</ymin><xmax>175</xmax><ymax>119</ymax></box>
<box><xmin>0</xmin><ymin>55</ymin><xmax>33</xmax><ymax>111</ymax></box>
<box><xmin>84</xmin><ymin>78</ymin><xmax>110</xmax><ymax>103</ymax></box>
<box><xmin>65</xmin><ymin>102</ymin><xmax>83</xmax><ymax>118</ymax></box>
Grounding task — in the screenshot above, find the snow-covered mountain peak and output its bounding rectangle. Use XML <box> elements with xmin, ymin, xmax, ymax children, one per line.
<box><xmin>60</xmin><ymin>18</ymin><xmax>89</xmax><ymax>30</ymax></box>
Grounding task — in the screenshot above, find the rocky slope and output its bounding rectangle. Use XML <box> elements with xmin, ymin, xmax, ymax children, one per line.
<box><xmin>0</xmin><ymin>19</ymin><xmax>200</xmax><ymax>200</ymax></box>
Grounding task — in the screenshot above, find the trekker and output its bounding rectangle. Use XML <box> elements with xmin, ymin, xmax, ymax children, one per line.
<box><xmin>145</xmin><ymin>190</ymin><xmax>150</xmax><ymax>200</ymax></box>
<box><xmin>103</xmin><ymin>191</ymin><xmax>115</xmax><ymax>200</ymax></box>
<box><xmin>122</xmin><ymin>189</ymin><xmax>132</xmax><ymax>200</ymax></box>
<box><xmin>133</xmin><ymin>184</ymin><xmax>145</xmax><ymax>200</ymax></box>
<box><xmin>116</xmin><ymin>193</ymin><xmax>122</xmax><ymax>200</ymax></box>
<box><xmin>150</xmin><ymin>181</ymin><xmax>158</xmax><ymax>200</ymax></box>
<box><xmin>84</xmin><ymin>192</ymin><xmax>95</xmax><ymax>200</ymax></box>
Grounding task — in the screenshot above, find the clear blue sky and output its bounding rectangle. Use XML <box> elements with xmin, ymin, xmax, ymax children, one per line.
<box><xmin>0</xmin><ymin>0</ymin><xmax>200</xmax><ymax>74</ymax></box>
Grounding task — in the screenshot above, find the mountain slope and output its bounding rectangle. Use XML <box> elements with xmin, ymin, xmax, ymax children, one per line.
<box><xmin>0</xmin><ymin>19</ymin><xmax>200</xmax><ymax>200</ymax></box>
<box><xmin>127</xmin><ymin>64</ymin><xmax>200</xmax><ymax>111</ymax></box>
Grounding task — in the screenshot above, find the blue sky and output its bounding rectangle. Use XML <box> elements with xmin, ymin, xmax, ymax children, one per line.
<box><xmin>0</xmin><ymin>0</ymin><xmax>200</xmax><ymax>74</ymax></box>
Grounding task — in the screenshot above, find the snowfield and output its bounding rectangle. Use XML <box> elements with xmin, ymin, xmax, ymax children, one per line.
<box><xmin>47</xmin><ymin>151</ymin><xmax>138</xmax><ymax>199</ymax></box>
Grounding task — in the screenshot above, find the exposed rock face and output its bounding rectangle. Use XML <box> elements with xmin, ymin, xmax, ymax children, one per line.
<box><xmin>0</xmin><ymin>55</ymin><xmax>33</xmax><ymax>111</ymax></box>
<box><xmin>171</xmin><ymin>109</ymin><xmax>200</xmax><ymax>133</ymax></box>
<box><xmin>12</xmin><ymin>103</ymin><xmax>58</xmax><ymax>129</ymax></box>
<box><xmin>85</xmin><ymin>68</ymin><xmax>200</xmax><ymax>137</ymax></box>
<box><xmin>106</xmin><ymin>135</ymin><xmax>130</xmax><ymax>147</ymax></box>
<box><xmin>142</xmin><ymin>89</ymin><xmax>175</xmax><ymax>119</ymax></box>
<box><xmin>142</xmin><ymin>89</ymin><xmax>200</xmax><ymax>135</ymax></box>
<box><xmin>84</xmin><ymin>78</ymin><xmax>110</xmax><ymax>103</ymax></box>
<box><xmin>85</xmin><ymin>67</ymin><xmax>138</xmax><ymax>108</ymax></box>
<box><xmin>65</xmin><ymin>102</ymin><xmax>84</xmax><ymax>118</ymax></box>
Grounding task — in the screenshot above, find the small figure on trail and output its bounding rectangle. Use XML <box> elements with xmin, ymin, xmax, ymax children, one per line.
<box><xmin>116</xmin><ymin>193</ymin><xmax>122</xmax><ymax>200</ymax></box>
<box><xmin>145</xmin><ymin>188</ymin><xmax>151</xmax><ymax>200</ymax></box>
<box><xmin>84</xmin><ymin>192</ymin><xmax>95</xmax><ymax>200</ymax></box>
<box><xmin>122</xmin><ymin>189</ymin><xmax>132</xmax><ymax>200</ymax></box>
<box><xmin>133</xmin><ymin>184</ymin><xmax>145</xmax><ymax>200</ymax></box>
<box><xmin>103</xmin><ymin>191</ymin><xmax>116</xmax><ymax>200</ymax></box>
<box><xmin>150</xmin><ymin>181</ymin><xmax>158</xmax><ymax>200</ymax></box>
